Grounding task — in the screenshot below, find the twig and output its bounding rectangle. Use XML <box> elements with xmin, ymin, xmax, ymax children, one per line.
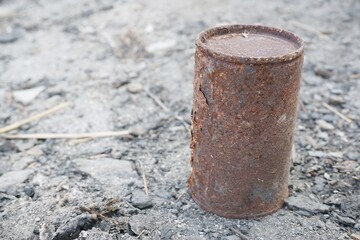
<box><xmin>349</xmin><ymin>73</ymin><xmax>360</xmax><ymax>80</ymax></box>
<box><xmin>174</xmin><ymin>115</ymin><xmax>190</xmax><ymax>132</ymax></box>
<box><xmin>299</xmin><ymin>100</ymin><xmax>307</xmax><ymax>113</ymax></box>
<box><xmin>290</xmin><ymin>20</ymin><xmax>330</xmax><ymax>39</ymax></box>
<box><xmin>0</xmin><ymin>102</ymin><xmax>70</xmax><ymax>134</ymax></box>
<box><xmin>2</xmin><ymin>130</ymin><xmax>132</xmax><ymax>139</ymax></box>
<box><xmin>175</xmin><ymin>192</ymin><xmax>185</xmax><ymax>202</ymax></box>
<box><xmin>144</xmin><ymin>88</ymin><xmax>170</xmax><ymax>112</ymax></box>
<box><xmin>322</xmin><ymin>103</ymin><xmax>352</xmax><ymax>123</ymax></box>
<box><xmin>137</xmin><ymin>229</ymin><xmax>146</xmax><ymax>238</ymax></box>
<box><xmin>144</xmin><ymin>88</ymin><xmax>190</xmax><ymax>131</ymax></box>
<box><xmin>230</xmin><ymin>227</ymin><xmax>250</xmax><ymax>240</ymax></box>
<box><xmin>139</xmin><ymin>162</ymin><xmax>149</xmax><ymax>196</ymax></box>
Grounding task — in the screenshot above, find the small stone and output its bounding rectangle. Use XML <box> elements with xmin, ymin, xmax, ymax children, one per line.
<box><xmin>0</xmin><ymin>141</ymin><xmax>18</xmax><ymax>153</ymax></box>
<box><xmin>340</xmin><ymin>195</ymin><xmax>360</xmax><ymax>219</ymax></box>
<box><xmin>324</xmin><ymin>173</ymin><xmax>331</xmax><ymax>180</ymax></box>
<box><xmin>223</xmin><ymin>235</ymin><xmax>240</xmax><ymax>240</ymax></box>
<box><xmin>35</xmin><ymin>217</ymin><xmax>41</xmax><ymax>222</ymax></box>
<box><xmin>74</xmin><ymin>158</ymin><xmax>137</xmax><ymax>190</ymax></box>
<box><xmin>328</xmin><ymin>152</ymin><xmax>343</xmax><ymax>158</ymax></box>
<box><xmin>308</xmin><ymin>151</ymin><xmax>326</xmax><ymax>158</ymax></box>
<box><xmin>127</xmin><ymin>82</ymin><xmax>143</xmax><ymax>94</ymax></box>
<box><xmin>313</xmin><ymin>66</ymin><xmax>333</xmax><ymax>79</ymax></box>
<box><xmin>315</xmin><ymin>220</ymin><xmax>325</xmax><ymax>228</ymax></box>
<box><xmin>354</xmin><ymin>223</ymin><xmax>360</xmax><ymax>230</ymax></box>
<box><xmin>351</xmin><ymin>234</ymin><xmax>360</xmax><ymax>240</ymax></box>
<box><xmin>33</xmin><ymin>226</ymin><xmax>40</xmax><ymax>235</ymax></box>
<box><xmin>24</xmin><ymin>186</ymin><xmax>35</xmax><ymax>198</ymax></box>
<box><xmin>170</xmin><ymin>209</ymin><xmax>179</xmax><ymax>215</ymax></box>
<box><xmin>90</xmin><ymin>146</ymin><xmax>112</xmax><ymax>155</ymax></box>
<box><xmin>329</xmin><ymin>95</ymin><xmax>345</xmax><ymax>105</ymax></box>
<box><xmin>346</xmin><ymin>152</ymin><xmax>359</xmax><ymax>161</ymax></box>
<box><xmin>239</xmin><ymin>225</ymin><xmax>250</xmax><ymax>235</ymax></box>
<box><xmin>12</xmin><ymin>86</ymin><xmax>46</xmax><ymax>105</ymax></box>
<box><xmin>99</xmin><ymin>220</ymin><xmax>109</xmax><ymax>231</ymax></box>
<box><xmin>131</xmin><ymin>189</ymin><xmax>152</xmax><ymax>209</ymax></box>
<box><xmin>286</xmin><ymin>195</ymin><xmax>330</xmax><ymax>214</ymax></box>
<box><xmin>295</xmin><ymin>210</ymin><xmax>312</xmax><ymax>217</ymax></box>
<box><xmin>306</xmin><ymin>165</ymin><xmax>322</xmax><ymax>173</ymax></box>
<box><xmin>316</xmin><ymin>119</ymin><xmax>334</xmax><ymax>130</ymax></box>
<box><xmin>160</xmin><ymin>224</ymin><xmax>174</xmax><ymax>239</ymax></box>
<box><xmin>336</xmin><ymin>214</ymin><xmax>356</xmax><ymax>226</ymax></box>
<box><xmin>0</xmin><ymin>170</ymin><xmax>33</xmax><ymax>193</ymax></box>
<box><xmin>0</xmin><ymin>31</ymin><xmax>19</xmax><ymax>44</ymax></box>
<box><xmin>52</xmin><ymin>213</ymin><xmax>96</xmax><ymax>240</ymax></box>
<box><xmin>317</xmin><ymin>131</ymin><xmax>329</xmax><ymax>140</ymax></box>
<box><xmin>155</xmin><ymin>189</ymin><xmax>172</xmax><ymax>199</ymax></box>
<box><xmin>304</xmin><ymin>75</ymin><xmax>322</xmax><ymax>86</ymax></box>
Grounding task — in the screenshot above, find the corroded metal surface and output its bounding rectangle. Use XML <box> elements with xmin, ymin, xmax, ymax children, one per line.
<box><xmin>189</xmin><ymin>25</ymin><xmax>304</xmax><ymax>219</ymax></box>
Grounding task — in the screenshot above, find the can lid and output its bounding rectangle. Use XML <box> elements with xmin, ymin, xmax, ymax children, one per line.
<box><xmin>196</xmin><ymin>25</ymin><xmax>304</xmax><ymax>64</ymax></box>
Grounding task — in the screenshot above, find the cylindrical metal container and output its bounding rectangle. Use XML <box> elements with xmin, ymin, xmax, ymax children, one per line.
<box><xmin>189</xmin><ymin>25</ymin><xmax>304</xmax><ymax>218</ymax></box>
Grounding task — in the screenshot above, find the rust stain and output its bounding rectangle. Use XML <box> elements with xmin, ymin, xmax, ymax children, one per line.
<box><xmin>189</xmin><ymin>25</ymin><xmax>304</xmax><ymax>219</ymax></box>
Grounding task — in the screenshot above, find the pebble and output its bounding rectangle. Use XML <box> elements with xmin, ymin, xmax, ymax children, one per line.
<box><xmin>127</xmin><ymin>82</ymin><xmax>143</xmax><ymax>93</ymax></box>
<box><xmin>12</xmin><ymin>86</ymin><xmax>46</xmax><ymax>105</ymax></box>
<box><xmin>306</xmin><ymin>165</ymin><xmax>322</xmax><ymax>174</ymax></box>
<box><xmin>304</xmin><ymin>75</ymin><xmax>322</xmax><ymax>86</ymax></box>
<box><xmin>308</xmin><ymin>151</ymin><xmax>326</xmax><ymax>158</ymax></box>
<box><xmin>131</xmin><ymin>189</ymin><xmax>153</xmax><ymax>209</ymax></box>
<box><xmin>316</xmin><ymin>119</ymin><xmax>335</xmax><ymax>130</ymax></box>
<box><xmin>52</xmin><ymin>213</ymin><xmax>96</xmax><ymax>240</ymax></box>
<box><xmin>74</xmin><ymin>158</ymin><xmax>137</xmax><ymax>189</ymax></box>
<box><xmin>313</xmin><ymin>66</ymin><xmax>333</xmax><ymax>79</ymax></box>
<box><xmin>0</xmin><ymin>141</ymin><xmax>18</xmax><ymax>153</ymax></box>
<box><xmin>222</xmin><ymin>235</ymin><xmax>240</xmax><ymax>240</ymax></box>
<box><xmin>295</xmin><ymin>210</ymin><xmax>312</xmax><ymax>217</ymax></box>
<box><xmin>336</xmin><ymin>214</ymin><xmax>356</xmax><ymax>226</ymax></box>
<box><xmin>317</xmin><ymin>131</ymin><xmax>329</xmax><ymax>141</ymax></box>
<box><xmin>286</xmin><ymin>195</ymin><xmax>330</xmax><ymax>214</ymax></box>
<box><xmin>90</xmin><ymin>146</ymin><xmax>112</xmax><ymax>155</ymax></box>
<box><xmin>346</xmin><ymin>152</ymin><xmax>359</xmax><ymax>161</ymax></box>
<box><xmin>329</xmin><ymin>95</ymin><xmax>345</xmax><ymax>105</ymax></box>
<box><xmin>24</xmin><ymin>186</ymin><xmax>35</xmax><ymax>198</ymax></box>
<box><xmin>354</xmin><ymin>223</ymin><xmax>360</xmax><ymax>231</ymax></box>
<box><xmin>0</xmin><ymin>170</ymin><xmax>33</xmax><ymax>193</ymax></box>
<box><xmin>340</xmin><ymin>195</ymin><xmax>360</xmax><ymax>219</ymax></box>
<box><xmin>155</xmin><ymin>189</ymin><xmax>172</xmax><ymax>199</ymax></box>
<box><xmin>160</xmin><ymin>224</ymin><xmax>174</xmax><ymax>239</ymax></box>
<box><xmin>0</xmin><ymin>31</ymin><xmax>19</xmax><ymax>44</ymax></box>
<box><xmin>328</xmin><ymin>152</ymin><xmax>343</xmax><ymax>158</ymax></box>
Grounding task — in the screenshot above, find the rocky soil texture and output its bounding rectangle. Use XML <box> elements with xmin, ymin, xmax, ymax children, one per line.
<box><xmin>0</xmin><ymin>0</ymin><xmax>359</xmax><ymax>239</ymax></box>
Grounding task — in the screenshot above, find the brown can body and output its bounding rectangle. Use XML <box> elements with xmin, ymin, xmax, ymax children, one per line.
<box><xmin>189</xmin><ymin>25</ymin><xmax>304</xmax><ymax>218</ymax></box>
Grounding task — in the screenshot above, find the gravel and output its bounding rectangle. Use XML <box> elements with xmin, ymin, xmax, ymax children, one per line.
<box><xmin>131</xmin><ymin>189</ymin><xmax>153</xmax><ymax>210</ymax></box>
<box><xmin>0</xmin><ymin>0</ymin><xmax>359</xmax><ymax>239</ymax></box>
<box><xmin>286</xmin><ymin>195</ymin><xmax>330</xmax><ymax>214</ymax></box>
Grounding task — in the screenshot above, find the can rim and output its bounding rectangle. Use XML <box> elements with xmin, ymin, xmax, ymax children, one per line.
<box><xmin>196</xmin><ymin>24</ymin><xmax>304</xmax><ymax>64</ymax></box>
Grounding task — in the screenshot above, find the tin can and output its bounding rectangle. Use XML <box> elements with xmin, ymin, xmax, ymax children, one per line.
<box><xmin>189</xmin><ymin>25</ymin><xmax>304</xmax><ymax>218</ymax></box>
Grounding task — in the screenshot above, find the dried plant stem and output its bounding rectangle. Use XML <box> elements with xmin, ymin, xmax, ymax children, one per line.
<box><xmin>3</xmin><ymin>131</ymin><xmax>132</xmax><ymax>139</ymax></box>
<box><xmin>322</xmin><ymin>103</ymin><xmax>352</xmax><ymax>123</ymax></box>
<box><xmin>0</xmin><ymin>102</ymin><xmax>70</xmax><ymax>134</ymax></box>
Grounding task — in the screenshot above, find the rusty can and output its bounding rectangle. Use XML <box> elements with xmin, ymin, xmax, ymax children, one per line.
<box><xmin>189</xmin><ymin>25</ymin><xmax>304</xmax><ymax>218</ymax></box>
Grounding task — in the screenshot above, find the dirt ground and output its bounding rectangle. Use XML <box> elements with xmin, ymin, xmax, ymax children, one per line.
<box><xmin>0</xmin><ymin>0</ymin><xmax>359</xmax><ymax>239</ymax></box>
